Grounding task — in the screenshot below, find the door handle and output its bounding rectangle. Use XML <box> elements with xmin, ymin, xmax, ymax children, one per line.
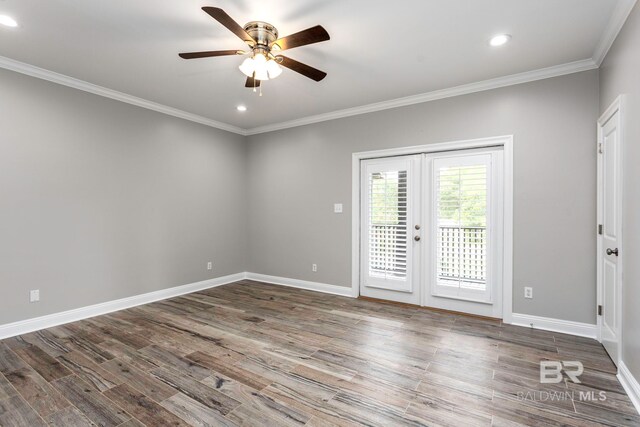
<box><xmin>606</xmin><ymin>248</ymin><xmax>619</xmax><ymax>256</ymax></box>
<box><xmin>414</xmin><ymin>236</ymin><xmax>421</xmax><ymax>241</ymax></box>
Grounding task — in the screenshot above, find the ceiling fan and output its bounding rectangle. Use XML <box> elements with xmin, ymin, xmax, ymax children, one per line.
<box><xmin>179</xmin><ymin>7</ymin><xmax>330</xmax><ymax>92</ymax></box>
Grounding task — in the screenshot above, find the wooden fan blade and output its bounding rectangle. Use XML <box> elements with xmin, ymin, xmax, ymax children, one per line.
<box><xmin>271</xmin><ymin>25</ymin><xmax>330</xmax><ymax>51</ymax></box>
<box><xmin>202</xmin><ymin>7</ymin><xmax>255</xmax><ymax>45</ymax></box>
<box><xmin>245</xmin><ymin>76</ymin><xmax>261</xmax><ymax>88</ymax></box>
<box><xmin>179</xmin><ymin>50</ymin><xmax>242</xmax><ymax>59</ymax></box>
<box><xmin>277</xmin><ymin>56</ymin><xmax>327</xmax><ymax>82</ymax></box>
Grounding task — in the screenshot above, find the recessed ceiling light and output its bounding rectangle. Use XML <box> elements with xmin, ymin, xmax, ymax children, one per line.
<box><xmin>236</xmin><ymin>105</ymin><xmax>247</xmax><ymax>112</ymax></box>
<box><xmin>489</xmin><ymin>34</ymin><xmax>511</xmax><ymax>47</ymax></box>
<box><xmin>0</xmin><ymin>15</ymin><xmax>18</xmax><ymax>28</ymax></box>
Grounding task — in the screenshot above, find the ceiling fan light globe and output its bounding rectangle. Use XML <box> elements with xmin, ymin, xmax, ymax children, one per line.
<box><xmin>266</xmin><ymin>59</ymin><xmax>282</xmax><ymax>79</ymax></box>
<box><xmin>254</xmin><ymin>67</ymin><xmax>269</xmax><ymax>81</ymax></box>
<box><xmin>254</xmin><ymin>53</ymin><xmax>267</xmax><ymax>65</ymax></box>
<box><xmin>251</xmin><ymin>53</ymin><xmax>269</xmax><ymax>80</ymax></box>
<box><xmin>239</xmin><ymin>57</ymin><xmax>256</xmax><ymax>77</ymax></box>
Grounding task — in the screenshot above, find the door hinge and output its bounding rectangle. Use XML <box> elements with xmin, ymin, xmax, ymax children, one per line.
<box><xmin>598</xmin><ymin>305</ymin><xmax>603</xmax><ymax>316</ymax></box>
<box><xmin>598</xmin><ymin>143</ymin><xmax>604</xmax><ymax>154</ymax></box>
<box><xmin>598</xmin><ymin>224</ymin><xmax>603</xmax><ymax>235</ymax></box>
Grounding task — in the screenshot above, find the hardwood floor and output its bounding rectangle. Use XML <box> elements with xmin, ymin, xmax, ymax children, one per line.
<box><xmin>0</xmin><ymin>280</ymin><xmax>638</xmax><ymax>426</ymax></box>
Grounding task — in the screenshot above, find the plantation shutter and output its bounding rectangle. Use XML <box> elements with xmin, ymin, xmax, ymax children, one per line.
<box><xmin>368</xmin><ymin>170</ymin><xmax>408</xmax><ymax>280</ymax></box>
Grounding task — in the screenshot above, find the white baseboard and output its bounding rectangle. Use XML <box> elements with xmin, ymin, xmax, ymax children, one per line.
<box><xmin>245</xmin><ymin>272</ymin><xmax>356</xmax><ymax>298</ymax></box>
<box><xmin>0</xmin><ymin>272</ymin><xmax>246</xmax><ymax>340</ymax></box>
<box><xmin>618</xmin><ymin>361</ymin><xmax>640</xmax><ymax>415</ymax></box>
<box><xmin>508</xmin><ymin>313</ymin><xmax>597</xmax><ymax>339</ymax></box>
<box><xmin>1</xmin><ymin>272</ymin><xmax>602</xmax><ymax>345</ymax></box>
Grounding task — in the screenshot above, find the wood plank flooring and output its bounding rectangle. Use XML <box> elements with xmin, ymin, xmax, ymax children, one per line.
<box><xmin>0</xmin><ymin>280</ymin><xmax>638</xmax><ymax>426</ymax></box>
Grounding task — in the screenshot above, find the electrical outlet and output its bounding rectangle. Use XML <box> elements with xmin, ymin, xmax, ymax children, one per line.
<box><xmin>524</xmin><ymin>287</ymin><xmax>533</xmax><ymax>299</ymax></box>
<box><xmin>312</xmin><ymin>264</ymin><xmax>318</xmax><ymax>272</ymax></box>
<box><xmin>30</xmin><ymin>289</ymin><xmax>40</xmax><ymax>303</ymax></box>
<box><xmin>334</xmin><ymin>203</ymin><xmax>343</xmax><ymax>213</ymax></box>
<box><xmin>207</xmin><ymin>261</ymin><xmax>213</xmax><ymax>271</ymax></box>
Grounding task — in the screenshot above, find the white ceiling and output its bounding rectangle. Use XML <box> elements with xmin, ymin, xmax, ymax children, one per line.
<box><xmin>0</xmin><ymin>0</ymin><xmax>627</xmax><ymax>132</ymax></box>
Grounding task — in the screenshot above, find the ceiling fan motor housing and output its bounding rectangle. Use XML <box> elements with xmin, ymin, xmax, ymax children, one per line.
<box><xmin>244</xmin><ymin>21</ymin><xmax>279</xmax><ymax>50</ymax></box>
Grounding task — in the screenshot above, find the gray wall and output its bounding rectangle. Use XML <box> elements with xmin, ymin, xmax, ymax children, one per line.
<box><xmin>0</xmin><ymin>68</ymin><xmax>248</xmax><ymax>325</ymax></box>
<box><xmin>599</xmin><ymin>3</ymin><xmax>640</xmax><ymax>385</ymax></box>
<box><xmin>1</xmin><ymin>58</ymin><xmax>602</xmax><ymax>328</ymax></box>
<box><xmin>247</xmin><ymin>70</ymin><xmax>600</xmax><ymax>324</ymax></box>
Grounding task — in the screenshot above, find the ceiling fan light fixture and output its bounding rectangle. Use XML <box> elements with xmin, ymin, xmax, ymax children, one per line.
<box><xmin>239</xmin><ymin>57</ymin><xmax>256</xmax><ymax>77</ymax></box>
<box><xmin>266</xmin><ymin>59</ymin><xmax>282</xmax><ymax>79</ymax></box>
<box><xmin>254</xmin><ymin>53</ymin><xmax>267</xmax><ymax>65</ymax></box>
<box><xmin>254</xmin><ymin>67</ymin><xmax>269</xmax><ymax>81</ymax></box>
<box><xmin>252</xmin><ymin>53</ymin><xmax>270</xmax><ymax>80</ymax></box>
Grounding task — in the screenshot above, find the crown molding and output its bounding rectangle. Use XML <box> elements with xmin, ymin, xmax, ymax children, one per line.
<box><xmin>244</xmin><ymin>58</ymin><xmax>598</xmax><ymax>135</ymax></box>
<box><xmin>0</xmin><ymin>56</ymin><xmax>601</xmax><ymax>138</ymax></box>
<box><xmin>0</xmin><ymin>55</ymin><xmax>247</xmax><ymax>136</ymax></box>
<box><xmin>592</xmin><ymin>0</ymin><xmax>637</xmax><ymax>66</ymax></box>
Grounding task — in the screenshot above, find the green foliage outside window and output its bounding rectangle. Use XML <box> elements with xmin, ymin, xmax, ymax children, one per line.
<box><xmin>438</xmin><ymin>165</ymin><xmax>487</xmax><ymax>228</ymax></box>
<box><xmin>370</xmin><ymin>171</ymin><xmax>406</xmax><ymax>226</ymax></box>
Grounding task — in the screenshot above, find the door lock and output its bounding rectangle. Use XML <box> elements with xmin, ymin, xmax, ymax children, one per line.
<box><xmin>414</xmin><ymin>236</ymin><xmax>421</xmax><ymax>241</ymax></box>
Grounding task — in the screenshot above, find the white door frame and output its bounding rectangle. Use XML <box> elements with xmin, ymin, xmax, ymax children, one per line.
<box><xmin>351</xmin><ymin>135</ymin><xmax>514</xmax><ymax>322</ymax></box>
<box><xmin>596</xmin><ymin>95</ymin><xmax>624</xmax><ymax>363</ymax></box>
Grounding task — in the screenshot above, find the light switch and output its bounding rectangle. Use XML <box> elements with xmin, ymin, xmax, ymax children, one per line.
<box><xmin>334</xmin><ymin>203</ymin><xmax>343</xmax><ymax>213</ymax></box>
<box><xmin>30</xmin><ymin>289</ymin><xmax>40</xmax><ymax>303</ymax></box>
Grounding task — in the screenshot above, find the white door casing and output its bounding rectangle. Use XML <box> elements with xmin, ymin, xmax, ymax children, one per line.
<box><xmin>352</xmin><ymin>135</ymin><xmax>514</xmax><ymax>320</ymax></box>
<box><xmin>597</xmin><ymin>96</ymin><xmax>624</xmax><ymax>366</ymax></box>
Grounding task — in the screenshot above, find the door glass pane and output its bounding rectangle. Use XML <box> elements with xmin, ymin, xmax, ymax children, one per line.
<box><xmin>436</xmin><ymin>162</ymin><xmax>488</xmax><ymax>293</ymax></box>
<box><xmin>368</xmin><ymin>169</ymin><xmax>408</xmax><ymax>281</ymax></box>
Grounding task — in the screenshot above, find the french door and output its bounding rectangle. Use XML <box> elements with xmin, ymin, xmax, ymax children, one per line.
<box><xmin>360</xmin><ymin>155</ymin><xmax>422</xmax><ymax>305</ymax></box>
<box><xmin>360</xmin><ymin>148</ymin><xmax>504</xmax><ymax>317</ymax></box>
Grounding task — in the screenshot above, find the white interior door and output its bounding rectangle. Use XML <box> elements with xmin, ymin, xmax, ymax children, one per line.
<box><xmin>360</xmin><ymin>155</ymin><xmax>421</xmax><ymax>305</ymax></box>
<box><xmin>598</xmin><ymin>99</ymin><xmax>623</xmax><ymax>366</ymax></box>
<box><xmin>423</xmin><ymin>149</ymin><xmax>504</xmax><ymax>318</ymax></box>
